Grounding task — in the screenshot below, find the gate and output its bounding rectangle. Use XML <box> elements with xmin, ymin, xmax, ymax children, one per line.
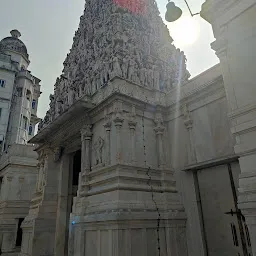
<box><xmin>193</xmin><ymin>159</ymin><xmax>252</xmax><ymax>256</ymax></box>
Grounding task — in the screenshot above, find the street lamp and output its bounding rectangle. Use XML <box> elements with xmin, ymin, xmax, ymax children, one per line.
<box><xmin>165</xmin><ymin>0</ymin><xmax>200</xmax><ymax>22</ymax></box>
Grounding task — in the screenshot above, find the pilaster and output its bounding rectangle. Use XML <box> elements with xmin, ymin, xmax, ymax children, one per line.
<box><xmin>80</xmin><ymin>125</ymin><xmax>93</xmax><ymax>196</ymax></box>
<box><xmin>154</xmin><ymin>112</ymin><xmax>166</xmax><ymax>169</ymax></box>
<box><xmin>19</xmin><ymin>147</ymin><xmax>61</xmax><ymax>256</ymax></box>
<box><xmin>182</xmin><ymin>104</ymin><xmax>196</xmax><ymax>165</ymax></box>
<box><xmin>113</xmin><ymin>100</ymin><xmax>124</xmax><ymax>164</ymax></box>
<box><xmin>104</xmin><ymin>112</ymin><xmax>112</xmax><ymax>166</ymax></box>
<box><xmin>128</xmin><ymin>105</ymin><xmax>137</xmax><ymax>165</ymax></box>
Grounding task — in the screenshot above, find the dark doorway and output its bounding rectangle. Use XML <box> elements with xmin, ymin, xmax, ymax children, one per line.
<box><xmin>15</xmin><ymin>218</ymin><xmax>24</xmax><ymax>247</ymax></box>
<box><xmin>72</xmin><ymin>150</ymin><xmax>81</xmax><ymax>186</ymax></box>
<box><xmin>64</xmin><ymin>150</ymin><xmax>81</xmax><ymax>256</ymax></box>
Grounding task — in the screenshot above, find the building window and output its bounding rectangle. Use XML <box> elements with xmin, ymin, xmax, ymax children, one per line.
<box><xmin>23</xmin><ymin>116</ymin><xmax>28</xmax><ymax>130</ymax></box>
<box><xmin>28</xmin><ymin>125</ymin><xmax>33</xmax><ymax>136</ymax></box>
<box><xmin>0</xmin><ymin>134</ymin><xmax>4</xmax><ymax>152</ymax></box>
<box><xmin>0</xmin><ymin>79</ymin><xmax>6</xmax><ymax>88</ymax></box>
<box><xmin>32</xmin><ymin>99</ymin><xmax>36</xmax><ymax>110</ymax></box>
<box><xmin>26</xmin><ymin>90</ymin><xmax>31</xmax><ymax>101</ymax></box>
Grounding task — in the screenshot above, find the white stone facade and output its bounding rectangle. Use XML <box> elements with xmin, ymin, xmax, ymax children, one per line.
<box><xmin>201</xmin><ymin>0</ymin><xmax>256</xmax><ymax>255</ymax></box>
<box><xmin>0</xmin><ymin>144</ymin><xmax>38</xmax><ymax>255</ymax></box>
<box><xmin>0</xmin><ymin>30</ymin><xmax>41</xmax><ymax>152</ymax></box>
<box><xmin>0</xmin><ymin>0</ymin><xmax>255</xmax><ymax>256</ymax></box>
<box><xmin>0</xmin><ymin>31</ymin><xmax>41</xmax><ymax>255</ymax></box>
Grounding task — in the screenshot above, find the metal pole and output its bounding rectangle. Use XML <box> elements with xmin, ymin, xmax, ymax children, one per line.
<box><xmin>183</xmin><ymin>0</ymin><xmax>200</xmax><ymax>17</ymax></box>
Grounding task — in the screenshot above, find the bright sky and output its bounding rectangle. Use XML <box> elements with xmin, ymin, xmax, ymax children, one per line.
<box><xmin>0</xmin><ymin>0</ymin><xmax>218</xmax><ymax>119</ymax></box>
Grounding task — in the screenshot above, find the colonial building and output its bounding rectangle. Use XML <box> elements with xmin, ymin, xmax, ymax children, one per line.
<box><xmin>0</xmin><ymin>30</ymin><xmax>41</xmax><ymax>255</ymax></box>
<box><xmin>0</xmin><ymin>29</ymin><xmax>41</xmax><ymax>151</ymax></box>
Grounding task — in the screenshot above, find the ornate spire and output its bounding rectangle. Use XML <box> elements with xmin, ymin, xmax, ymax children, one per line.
<box><xmin>40</xmin><ymin>0</ymin><xmax>190</xmax><ymax>130</ymax></box>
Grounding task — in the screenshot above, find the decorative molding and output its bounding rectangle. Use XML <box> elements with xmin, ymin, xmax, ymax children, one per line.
<box><xmin>81</xmin><ymin>125</ymin><xmax>93</xmax><ymax>141</ymax></box>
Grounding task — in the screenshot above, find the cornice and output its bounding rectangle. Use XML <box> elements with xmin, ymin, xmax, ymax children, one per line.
<box><xmin>228</xmin><ymin>102</ymin><xmax>256</xmax><ymax>120</ymax></box>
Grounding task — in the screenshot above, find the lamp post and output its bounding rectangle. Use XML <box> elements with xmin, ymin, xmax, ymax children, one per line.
<box><xmin>165</xmin><ymin>0</ymin><xmax>200</xmax><ymax>22</ymax></box>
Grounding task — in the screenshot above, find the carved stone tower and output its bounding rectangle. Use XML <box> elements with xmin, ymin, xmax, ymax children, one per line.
<box><xmin>20</xmin><ymin>0</ymin><xmax>190</xmax><ymax>255</ymax></box>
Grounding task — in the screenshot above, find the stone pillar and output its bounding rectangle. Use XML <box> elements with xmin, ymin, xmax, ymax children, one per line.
<box><xmin>104</xmin><ymin>116</ymin><xmax>112</xmax><ymax>166</ymax></box>
<box><xmin>201</xmin><ymin>1</ymin><xmax>256</xmax><ymax>254</ymax></box>
<box><xmin>80</xmin><ymin>125</ymin><xmax>92</xmax><ymax>196</ymax></box>
<box><xmin>19</xmin><ymin>148</ymin><xmax>61</xmax><ymax>256</ymax></box>
<box><xmin>0</xmin><ymin>219</ymin><xmax>17</xmax><ymax>255</ymax></box>
<box><xmin>113</xmin><ymin>101</ymin><xmax>124</xmax><ymax>164</ymax></box>
<box><xmin>54</xmin><ymin>154</ymin><xmax>71</xmax><ymax>256</ymax></box>
<box><xmin>182</xmin><ymin>104</ymin><xmax>196</xmax><ymax>164</ymax></box>
<box><xmin>114</xmin><ymin>116</ymin><xmax>124</xmax><ymax>164</ymax></box>
<box><xmin>128</xmin><ymin>106</ymin><xmax>137</xmax><ymax>165</ymax></box>
<box><xmin>1</xmin><ymin>230</ymin><xmax>15</xmax><ymax>254</ymax></box>
<box><xmin>154</xmin><ymin>113</ymin><xmax>166</xmax><ymax>169</ymax></box>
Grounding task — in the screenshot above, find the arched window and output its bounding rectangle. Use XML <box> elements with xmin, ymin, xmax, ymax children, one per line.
<box><xmin>32</xmin><ymin>99</ymin><xmax>36</xmax><ymax>109</ymax></box>
<box><xmin>28</xmin><ymin>125</ymin><xmax>33</xmax><ymax>135</ymax></box>
<box><xmin>26</xmin><ymin>90</ymin><xmax>31</xmax><ymax>101</ymax></box>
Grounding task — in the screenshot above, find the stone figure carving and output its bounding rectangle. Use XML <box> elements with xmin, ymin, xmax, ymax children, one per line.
<box><xmin>53</xmin><ymin>147</ymin><xmax>63</xmax><ymax>162</ymax></box>
<box><xmin>93</xmin><ymin>137</ymin><xmax>104</xmax><ymax>165</ymax></box>
<box><xmin>68</xmin><ymin>87</ymin><xmax>75</xmax><ymax>106</ymax></box>
<box><xmin>140</xmin><ymin>66</ymin><xmax>147</xmax><ymax>85</ymax></box>
<box><xmin>111</xmin><ymin>56</ymin><xmax>122</xmax><ymax>78</ymax></box>
<box><xmin>122</xmin><ymin>56</ymin><xmax>129</xmax><ymax>79</ymax></box>
<box><xmin>128</xmin><ymin>58</ymin><xmax>136</xmax><ymax>81</ymax></box>
<box><xmin>152</xmin><ymin>64</ymin><xmax>160</xmax><ymax>90</ymax></box>
<box><xmin>36</xmin><ymin>152</ymin><xmax>47</xmax><ymax>193</ymax></box>
<box><xmin>154</xmin><ymin>112</ymin><xmax>164</xmax><ymax>128</ymax></box>
<box><xmin>39</xmin><ymin>0</ymin><xmax>190</xmax><ymax>127</ymax></box>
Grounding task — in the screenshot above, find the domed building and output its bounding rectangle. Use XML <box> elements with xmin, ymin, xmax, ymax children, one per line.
<box><xmin>0</xmin><ymin>30</ymin><xmax>42</xmax><ymax>255</ymax></box>
<box><xmin>0</xmin><ymin>29</ymin><xmax>41</xmax><ymax>150</ymax></box>
<box><xmin>0</xmin><ymin>29</ymin><xmax>29</xmax><ymax>62</ymax></box>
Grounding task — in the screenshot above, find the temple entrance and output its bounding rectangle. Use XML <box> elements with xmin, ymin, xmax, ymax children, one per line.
<box><xmin>71</xmin><ymin>150</ymin><xmax>81</xmax><ymax>202</ymax></box>
<box><xmin>63</xmin><ymin>150</ymin><xmax>81</xmax><ymax>256</ymax></box>
<box><xmin>196</xmin><ymin>161</ymin><xmax>252</xmax><ymax>256</ymax></box>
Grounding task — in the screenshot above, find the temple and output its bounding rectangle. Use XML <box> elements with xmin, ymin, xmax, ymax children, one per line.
<box><xmin>1</xmin><ymin>0</ymin><xmax>256</xmax><ymax>255</ymax></box>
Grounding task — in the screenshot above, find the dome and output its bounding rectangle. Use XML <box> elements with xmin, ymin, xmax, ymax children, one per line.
<box><xmin>0</xmin><ymin>30</ymin><xmax>29</xmax><ymax>60</ymax></box>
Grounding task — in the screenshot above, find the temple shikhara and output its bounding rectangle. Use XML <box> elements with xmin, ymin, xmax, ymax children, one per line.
<box><xmin>0</xmin><ymin>0</ymin><xmax>256</xmax><ymax>256</ymax></box>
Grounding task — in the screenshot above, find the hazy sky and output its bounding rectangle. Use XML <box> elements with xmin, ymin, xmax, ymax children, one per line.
<box><xmin>0</xmin><ymin>0</ymin><xmax>218</xmax><ymax>118</ymax></box>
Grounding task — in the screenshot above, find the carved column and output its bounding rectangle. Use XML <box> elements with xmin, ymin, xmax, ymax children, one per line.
<box><xmin>154</xmin><ymin>113</ymin><xmax>166</xmax><ymax>169</ymax></box>
<box><xmin>80</xmin><ymin>125</ymin><xmax>92</xmax><ymax>195</ymax></box>
<box><xmin>128</xmin><ymin>105</ymin><xmax>137</xmax><ymax>165</ymax></box>
<box><xmin>113</xmin><ymin>101</ymin><xmax>124</xmax><ymax>164</ymax></box>
<box><xmin>104</xmin><ymin>114</ymin><xmax>112</xmax><ymax>166</ymax></box>
<box><xmin>182</xmin><ymin>104</ymin><xmax>196</xmax><ymax>164</ymax></box>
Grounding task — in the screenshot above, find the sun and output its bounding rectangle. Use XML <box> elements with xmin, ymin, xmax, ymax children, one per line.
<box><xmin>167</xmin><ymin>16</ymin><xmax>200</xmax><ymax>46</ymax></box>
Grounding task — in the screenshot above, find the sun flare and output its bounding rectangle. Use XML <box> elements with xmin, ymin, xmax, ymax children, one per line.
<box><xmin>167</xmin><ymin>16</ymin><xmax>200</xmax><ymax>46</ymax></box>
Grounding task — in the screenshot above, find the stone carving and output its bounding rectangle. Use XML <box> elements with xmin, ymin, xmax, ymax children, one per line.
<box><xmin>182</xmin><ymin>104</ymin><xmax>193</xmax><ymax>128</ymax></box>
<box><xmin>53</xmin><ymin>147</ymin><xmax>63</xmax><ymax>162</ymax></box>
<box><xmin>154</xmin><ymin>112</ymin><xmax>164</xmax><ymax>129</ymax></box>
<box><xmin>39</xmin><ymin>0</ymin><xmax>190</xmax><ymax>129</ymax></box>
<box><xmin>81</xmin><ymin>125</ymin><xmax>93</xmax><ymax>141</ymax></box>
<box><xmin>93</xmin><ymin>137</ymin><xmax>104</xmax><ymax>165</ymax></box>
<box><xmin>36</xmin><ymin>151</ymin><xmax>47</xmax><ymax>193</ymax></box>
